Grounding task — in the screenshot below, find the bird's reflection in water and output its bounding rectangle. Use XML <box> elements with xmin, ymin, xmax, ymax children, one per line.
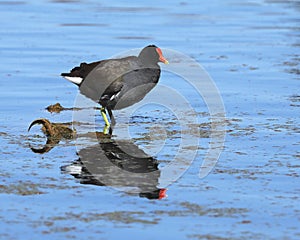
<box><xmin>61</xmin><ymin>140</ymin><xmax>167</xmax><ymax>200</ymax></box>
<box><xmin>28</xmin><ymin>118</ymin><xmax>167</xmax><ymax>200</ymax></box>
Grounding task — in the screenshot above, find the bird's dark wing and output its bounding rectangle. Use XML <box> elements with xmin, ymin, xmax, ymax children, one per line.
<box><xmin>110</xmin><ymin>67</ymin><xmax>161</xmax><ymax>110</ymax></box>
<box><xmin>79</xmin><ymin>56</ymin><xmax>138</xmax><ymax>102</ymax></box>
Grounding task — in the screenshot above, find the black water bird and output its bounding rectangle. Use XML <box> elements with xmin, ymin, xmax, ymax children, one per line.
<box><xmin>61</xmin><ymin>45</ymin><xmax>168</xmax><ymax>131</ymax></box>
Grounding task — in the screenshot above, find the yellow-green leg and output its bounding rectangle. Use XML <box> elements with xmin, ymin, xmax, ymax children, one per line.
<box><xmin>100</xmin><ymin>107</ymin><xmax>110</xmax><ymax>135</ymax></box>
<box><xmin>100</xmin><ymin>107</ymin><xmax>110</xmax><ymax>126</ymax></box>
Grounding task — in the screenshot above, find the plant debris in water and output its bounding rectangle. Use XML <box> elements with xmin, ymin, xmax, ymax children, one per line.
<box><xmin>46</xmin><ymin>103</ymin><xmax>72</xmax><ymax>113</ymax></box>
<box><xmin>28</xmin><ymin>118</ymin><xmax>76</xmax><ymax>140</ymax></box>
<box><xmin>28</xmin><ymin>118</ymin><xmax>76</xmax><ymax>153</ymax></box>
<box><xmin>46</xmin><ymin>102</ymin><xmax>100</xmax><ymax>113</ymax></box>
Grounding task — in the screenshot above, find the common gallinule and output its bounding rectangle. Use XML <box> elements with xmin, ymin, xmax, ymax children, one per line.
<box><xmin>61</xmin><ymin>45</ymin><xmax>168</xmax><ymax>130</ymax></box>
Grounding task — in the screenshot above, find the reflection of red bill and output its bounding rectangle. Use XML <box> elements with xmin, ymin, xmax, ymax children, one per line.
<box><xmin>159</xmin><ymin>188</ymin><xmax>168</xmax><ymax>199</ymax></box>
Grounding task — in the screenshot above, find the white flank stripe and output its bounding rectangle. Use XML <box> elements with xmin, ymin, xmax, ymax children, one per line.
<box><xmin>64</xmin><ymin>76</ymin><xmax>83</xmax><ymax>85</ymax></box>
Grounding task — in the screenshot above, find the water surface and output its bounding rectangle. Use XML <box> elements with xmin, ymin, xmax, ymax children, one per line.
<box><xmin>0</xmin><ymin>0</ymin><xmax>299</xmax><ymax>239</ymax></box>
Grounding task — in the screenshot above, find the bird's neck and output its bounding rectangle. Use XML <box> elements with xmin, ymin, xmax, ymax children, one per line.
<box><xmin>139</xmin><ymin>58</ymin><xmax>159</xmax><ymax>68</ymax></box>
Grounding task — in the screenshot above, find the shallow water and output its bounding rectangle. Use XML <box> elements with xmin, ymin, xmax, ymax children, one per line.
<box><xmin>1</xmin><ymin>0</ymin><xmax>300</xmax><ymax>239</ymax></box>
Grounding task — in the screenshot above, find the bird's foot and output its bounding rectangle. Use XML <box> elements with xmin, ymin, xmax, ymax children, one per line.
<box><xmin>102</xmin><ymin>125</ymin><xmax>111</xmax><ymax>135</ymax></box>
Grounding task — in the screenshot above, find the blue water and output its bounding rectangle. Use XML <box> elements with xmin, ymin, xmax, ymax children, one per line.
<box><xmin>1</xmin><ymin>0</ymin><xmax>299</xmax><ymax>239</ymax></box>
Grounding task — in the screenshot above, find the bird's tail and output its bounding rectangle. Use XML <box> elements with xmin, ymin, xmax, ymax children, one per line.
<box><xmin>61</xmin><ymin>73</ymin><xmax>83</xmax><ymax>85</ymax></box>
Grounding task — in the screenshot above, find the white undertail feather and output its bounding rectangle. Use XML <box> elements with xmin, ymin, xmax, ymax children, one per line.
<box><xmin>63</xmin><ymin>76</ymin><xmax>83</xmax><ymax>85</ymax></box>
<box><xmin>63</xmin><ymin>164</ymin><xmax>83</xmax><ymax>175</ymax></box>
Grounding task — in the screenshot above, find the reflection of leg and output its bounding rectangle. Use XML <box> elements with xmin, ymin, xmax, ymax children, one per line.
<box><xmin>100</xmin><ymin>107</ymin><xmax>110</xmax><ymax>126</ymax></box>
<box><xmin>108</xmin><ymin>109</ymin><xmax>115</xmax><ymax>126</ymax></box>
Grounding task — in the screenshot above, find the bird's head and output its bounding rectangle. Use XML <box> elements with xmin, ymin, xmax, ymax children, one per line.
<box><xmin>138</xmin><ymin>45</ymin><xmax>169</xmax><ymax>65</ymax></box>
